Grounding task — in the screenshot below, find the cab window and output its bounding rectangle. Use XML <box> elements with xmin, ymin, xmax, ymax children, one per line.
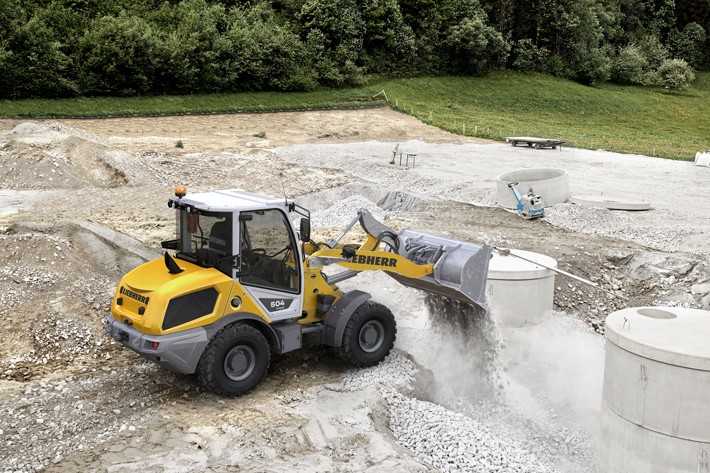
<box><xmin>176</xmin><ymin>209</ymin><xmax>232</xmax><ymax>276</ymax></box>
<box><xmin>239</xmin><ymin>209</ymin><xmax>300</xmax><ymax>293</ymax></box>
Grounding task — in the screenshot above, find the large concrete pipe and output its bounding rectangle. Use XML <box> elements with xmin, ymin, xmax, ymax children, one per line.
<box><xmin>599</xmin><ymin>306</ymin><xmax>710</xmax><ymax>473</ymax></box>
<box><xmin>496</xmin><ymin>168</ymin><xmax>570</xmax><ymax>208</ymax></box>
<box><xmin>487</xmin><ymin>250</ymin><xmax>557</xmax><ymax>327</ymax></box>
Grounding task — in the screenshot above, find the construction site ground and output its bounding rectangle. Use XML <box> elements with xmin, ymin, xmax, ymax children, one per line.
<box><xmin>1</xmin><ymin>108</ymin><xmax>708</xmax><ymax>473</ymax></box>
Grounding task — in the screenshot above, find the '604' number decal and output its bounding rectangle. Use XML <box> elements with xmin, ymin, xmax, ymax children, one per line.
<box><xmin>259</xmin><ymin>298</ymin><xmax>294</xmax><ymax>312</ymax></box>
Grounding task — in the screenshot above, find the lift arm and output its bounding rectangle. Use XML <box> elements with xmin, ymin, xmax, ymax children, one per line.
<box><xmin>305</xmin><ymin>210</ymin><xmax>491</xmax><ymax>309</ymax></box>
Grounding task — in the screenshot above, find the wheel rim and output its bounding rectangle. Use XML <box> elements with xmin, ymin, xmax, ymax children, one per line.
<box><xmin>223</xmin><ymin>345</ymin><xmax>256</xmax><ymax>382</ymax></box>
<box><xmin>358</xmin><ymin>320</ymin><xmax>385</xmax><ymax>353</ymax></box>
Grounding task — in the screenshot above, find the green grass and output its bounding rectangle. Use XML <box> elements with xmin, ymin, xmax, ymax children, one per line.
<box><xmin>1</xmin><ymin>71</ymin><xmax>708</xmax><ymax>160</ymax></box>
<box><xmin>370</xmin><ymin>72</ymin><xmax>710</xmax><ymax>160</ymax></box>
<box><xmin>0</xmin><ymin>88</ymin><xmax>382</xmax><ymax>118</ymax></box>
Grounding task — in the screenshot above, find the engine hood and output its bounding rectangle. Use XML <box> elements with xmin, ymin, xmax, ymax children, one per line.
<box><xmin>122</xmin><ymin>256</ymin><xmax>204</xmax><ymax>292</ymax></box>
<box><xmin>112</xmin><ymin>255</ymin><xmax>234</xmax><ymax>335</ymax></box>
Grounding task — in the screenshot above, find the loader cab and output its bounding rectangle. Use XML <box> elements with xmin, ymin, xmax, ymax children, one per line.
<box><xmin>166</xmin><ymin>189</ymin><xmax>307</xmax><ymax>321</ymax></box>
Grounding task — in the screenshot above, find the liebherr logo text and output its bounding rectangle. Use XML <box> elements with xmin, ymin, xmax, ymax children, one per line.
<box><xmin>350</xmin><ymin>255</ymin><xmax>398</xmax><ymax>267</ymax></box>
<box><xmin>120</xmin><ymin>286</ymin><xmax>149</xmax><ymax>305</ymax></box>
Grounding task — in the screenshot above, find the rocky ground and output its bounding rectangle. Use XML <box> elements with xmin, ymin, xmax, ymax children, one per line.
<box><xmin>0</xmin><ymin>110</ymin><xmax>708</xmax><ymax>473</ymax></box>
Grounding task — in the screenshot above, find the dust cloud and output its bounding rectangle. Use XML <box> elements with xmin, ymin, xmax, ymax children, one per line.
<box><xmin>418</xmin><ymin>297</ymin><xmax>605</xmax><ymax>472</ymax></box>
<box><xmin>498</xmin><ymin>315</ymin><xmax>605</xmax><ymax>433</ymax></box>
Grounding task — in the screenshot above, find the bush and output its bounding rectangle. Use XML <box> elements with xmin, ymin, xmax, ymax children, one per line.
<box><xmin>654</xmin><ymin>58</ymin><xmax>696</xmax><ymax>90</ymax></box>
<box><xmin>637</xmin><ymin>34</ymin><xmax>669</xmax><ymax>70</ymax></box>
<box><xmin>545</xmin><ymin>54</ymin><xmax>568</xmax><ymax>78</ymax></box>
<box><xmin>444</xmin><ymin>15</ymin><xmax>509</xmax><ymax>74</ymax></box>
<box><xmin>573</xmin><ymin>47</ymin><xmax>612</xmax><ymax>85</ymax></box>
<box><xmin>612</xmin><ymin>44</ymin><xmax>648</xmax><ymax>84</ymax></box>
<box><xmin>512</xmin><ymin>39</ymin><xmax>549</xmax><ymax>72</ymax></box>
<box><xmin>77</xmin><ymin>14</ymin><xmax>157</xmax><ymax>95</ymax></box>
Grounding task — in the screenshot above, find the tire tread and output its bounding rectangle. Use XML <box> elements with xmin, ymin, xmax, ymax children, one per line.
<box><xmin>197</xmin><ymin>323</ymin><xmax>271</xmax><ymax>397</ymax></box>
<box><xmin>338</xmin><ymin>301</ymin><xmax>396</xmax><ymax>367</ymax></box>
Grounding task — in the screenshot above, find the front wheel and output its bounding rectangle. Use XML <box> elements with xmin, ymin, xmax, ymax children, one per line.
<box><xmin>197</xmin><ymin>323</ymin><xmax>270</xmax><ymax>396</ymax></box>
<box><xmin>339</xmin><ymin>301</ymin><xmax>396</xmax><ymax>367</ymax></box>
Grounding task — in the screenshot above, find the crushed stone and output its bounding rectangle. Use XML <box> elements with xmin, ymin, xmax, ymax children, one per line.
<box><xmin>544</xmin><ymin>203</ymin><xmax>689</xmax><ymax>253</ymax></box>
<box><xmin>383</xmin><ymin>388</ymin><xmax>554</xmax><ymax>473</ymax></box>
<box><xmin>333</xmin><ymin>351</ymin><xmax>416</xmax><ymax>392</ymax></box>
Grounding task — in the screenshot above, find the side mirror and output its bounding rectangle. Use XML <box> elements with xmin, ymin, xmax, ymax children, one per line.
<box><xmin>299</xmin><ymin>218</ymin><xmax>311</xmax><ymax>243</ymax></box>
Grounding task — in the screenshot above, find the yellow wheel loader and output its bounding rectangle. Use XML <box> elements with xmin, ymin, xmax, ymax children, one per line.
<box><xmin>106</xmin><ymin>187</ymin><xmax>491</xmax><ymax>396</ymax></box>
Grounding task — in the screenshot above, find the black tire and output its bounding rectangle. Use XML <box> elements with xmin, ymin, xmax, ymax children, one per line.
<box><xmin>197</xmin><ymin>323</ymin><xmax>271</xmax><ymax>397</ymax></box>
<box><xmin>338</xmin><ymin>301</ymin><xmax>396</xmax><ymax>367</ymax></box>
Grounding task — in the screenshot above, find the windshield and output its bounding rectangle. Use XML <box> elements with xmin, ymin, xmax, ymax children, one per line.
<box><xmin>175</xmin><ymin>209</ymin><xmax>233</xmax><ymax>275</ymax></box>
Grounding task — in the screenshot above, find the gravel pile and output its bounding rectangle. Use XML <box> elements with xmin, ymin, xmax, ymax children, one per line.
<box><xmin>383</xmin><ymin>388</ymin><xmax>553</xmax><ymax>473</ymax></box>
<box><xmin>1</xmin><ymin>307</ymin><xmax>112</xmax><ymax>382</ymax></box>
<box><xmin>336</xmin><ymin>351</ymin><xmax>416</xmax><ymax>392</ymax></box>
<box><xmin>0</xmin><ymin>266</ymin><xmax>61</xmax><ymax>289</ymax></box>
<box><xmin>1</xmin><ymin>123</ymin><xmax>135</xmax><ymax>190</ymax></box>
<box><xmin>31</xmin><ymin>314</ymin><xmax>102</xmax><ymax>358</ymax></box>
<box><xmin>312</xmin><ymin>194</ymin><xmax>387</xmax><ymax>229</ymax></box>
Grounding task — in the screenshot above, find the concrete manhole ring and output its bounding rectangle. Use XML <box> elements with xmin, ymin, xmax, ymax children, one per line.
<box><xmin>496</xmin><ymin>168</ymin><xmax>570</xmax><ymax>209</ymax></box>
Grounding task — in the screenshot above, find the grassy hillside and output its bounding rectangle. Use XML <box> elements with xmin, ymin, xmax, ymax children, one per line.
<box><xmin>374</xmin><ymin>72</ymin><xmax>710</xmax><ymax>160</ymax></box>
<box><xmin>1</xmin><ymin>72</ymin><xmax>708</xmax><ymax>160</ymax></box>
<box><xmin>0</xmin><ymin>89</ymin><xmax>380</xmax><ymax>118</ymax></box>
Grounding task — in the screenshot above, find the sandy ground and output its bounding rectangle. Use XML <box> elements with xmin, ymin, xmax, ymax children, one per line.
<box><xmin>0</xmin><ymin>109</ymin><xmax>708</xmax><ymax>473</ymax></box>
<box><xmin>0</xmin><ymin>108</ymin><xmax>471</xmax><ymax>154</ymax></box>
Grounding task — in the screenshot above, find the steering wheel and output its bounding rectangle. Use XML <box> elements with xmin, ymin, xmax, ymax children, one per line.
<box><xmin>243</xmin><ymin>248</ymin><xmax>266</xmax><ymax>266</ymax></box>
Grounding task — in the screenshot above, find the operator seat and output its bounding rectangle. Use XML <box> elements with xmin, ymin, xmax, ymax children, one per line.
<box><xmin>209</xmin><ymin>220</ymin><xmax>230</xmax><ymax>255</ymax></box>
<box><xmin>205</xmin><ymin>220</ymin><xmax>231</xmax><ymax>274</ymax></box>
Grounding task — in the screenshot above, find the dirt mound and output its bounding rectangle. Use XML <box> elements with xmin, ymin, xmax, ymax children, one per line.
<box><xmin>0</xmin><ymin>122</ymin><xmax>146</xmax><ymax>189</ymax></box>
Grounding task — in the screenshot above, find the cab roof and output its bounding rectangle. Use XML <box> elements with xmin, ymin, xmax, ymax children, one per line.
<box><xmin>171</xmin><ymin>189</ymin><xmax>290</xmax><ymax>213</ymax></box>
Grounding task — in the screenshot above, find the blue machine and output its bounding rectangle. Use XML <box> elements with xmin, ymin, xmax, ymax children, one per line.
<box><xmin>507</xmin><ymin>182</ymin><xmax>545</xmax><ymax>219</ymax></box>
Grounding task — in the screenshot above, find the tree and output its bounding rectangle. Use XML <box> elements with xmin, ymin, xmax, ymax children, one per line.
<box><xmin>77</xmin><ymin>14</ymin><xmax>157</xmax><ymax>95</ymax></box>
<box><xmin>151</xmin><ymin>0</ymin><xmax>230</xmax><ymax>93</ymax></box>
<box><xmin>444</xmin><ymin>15</ymin><xmax>509</xmax><ymax>74</ymax></box>
<box><xmin>670</xmin><ymin>22</ymin><xmax>707</xmax><ymax>68</ymax></box>
<box><xmin>223</xmin><ymin>5</ymin><xmax>315</xmax><ymax>91</ymax></box>
<box><xmin>360</xmin><ymin>0</ymin><xmax>416</xmax><ymax>71</ymax></box>
<box><xmin>299</xmin><ymin>0</ymin><xmax>365</xmax><ymax>85</ymax></box>
<box><xmin>0</xmin><ymin>15</ymin><xmax>76</xmax><ymax>98</ymax></box>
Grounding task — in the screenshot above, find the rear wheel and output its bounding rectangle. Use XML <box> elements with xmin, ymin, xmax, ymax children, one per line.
<box><xmin>339</xmin><ymin>301</ymin><xmax>396</xmax><ymax>367</ymax></box>
<box><xmin>197</xmin><ymin>323</ymin><xmax>270</xmax><ymax>396</ymax></box>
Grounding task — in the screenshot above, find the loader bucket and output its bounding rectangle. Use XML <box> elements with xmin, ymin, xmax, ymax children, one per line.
<box><xmin>358</xmin><ymin>210</ymin><xmax>492</xmax><ymax>310</ymax></box>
